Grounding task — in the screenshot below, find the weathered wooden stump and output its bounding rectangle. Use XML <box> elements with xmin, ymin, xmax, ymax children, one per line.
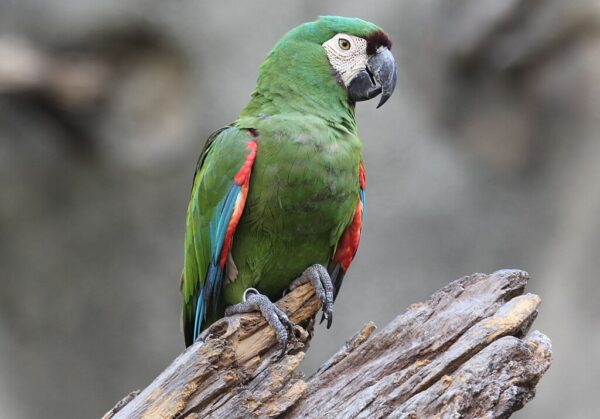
<box><xmin>104</xmin><ymin>269</ymin><xmax>552</xmax><ymax>418</ymax></box>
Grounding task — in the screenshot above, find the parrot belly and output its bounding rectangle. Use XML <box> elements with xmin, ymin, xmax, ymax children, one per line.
<box><xmin>223</xmin><ymin>120</ymin><xmax>361</xmax><ymax>305</ymax></box>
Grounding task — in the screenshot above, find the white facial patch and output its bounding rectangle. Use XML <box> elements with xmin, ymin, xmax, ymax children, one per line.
<box><xmin>322</xmin><ymin>33</ymin><xmax>368</xmax><ymax>87</ymax></box>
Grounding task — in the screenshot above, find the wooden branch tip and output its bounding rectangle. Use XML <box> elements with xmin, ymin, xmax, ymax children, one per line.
<box><xmin>105</xmin><ymin>269</ymin><xmax>552</xmax><ymax>418</ymax></box>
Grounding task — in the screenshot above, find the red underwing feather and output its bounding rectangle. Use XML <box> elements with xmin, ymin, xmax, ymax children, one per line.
<box><xmin>218</xmin><ymin>137</ymin><xmax>257</xmax><ymax>267</ymax></box>
<box><xmin>332</xmin><ymin>198</ymin><xmax>363</xmax><ymax>271</ymax></box>
<box><xmin>332</xmin><ymin>162</ymin><xmax>365</xmax><ymax>272</ymax></box>
<box><xmin>233</xmin><ymin>138</ymin><xmax>258</xmax><ymax>185</ymax></box>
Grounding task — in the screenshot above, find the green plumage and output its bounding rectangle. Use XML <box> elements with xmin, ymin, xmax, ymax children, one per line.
<box><xmin>182</xmin><ymin>17</ymin><xmax>384</xmax><ymax>344</ymax></box>
<box><xmin>227</xmin><ymin>114</ymin><xmax>360</xmax><ymax>299</ymax></box>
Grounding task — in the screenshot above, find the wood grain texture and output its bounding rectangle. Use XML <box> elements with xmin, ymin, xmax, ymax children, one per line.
<box><xmin>104</xmin><ymin>269</ymin><xmax>552</xmax><ymax>418</ymax></box>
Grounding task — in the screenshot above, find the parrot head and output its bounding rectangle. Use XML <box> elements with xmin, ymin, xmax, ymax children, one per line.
<box><xmin>242</xmin><ymin>16</ymin><xmax>397</xmax><ymax>120</ymax></box>
<box><xmin>319</xmin><ymin>19</ymin><xmax>396</xmax><ymax>108</ymax></box>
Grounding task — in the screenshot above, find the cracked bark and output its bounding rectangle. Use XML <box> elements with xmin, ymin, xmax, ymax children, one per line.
<box><xmin>103</xmin><ymin>269</ymin><xmax>552</xmax><ymax>418</ymax></box>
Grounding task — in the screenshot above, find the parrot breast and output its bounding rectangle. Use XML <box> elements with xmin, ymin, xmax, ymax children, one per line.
<box><xmin>223</xmin><ymin>115</ymin><xmax>362</xmax><ymax>304</ymax></box>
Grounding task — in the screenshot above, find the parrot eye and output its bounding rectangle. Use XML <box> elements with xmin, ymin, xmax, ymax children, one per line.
<box><xmin>338</xmin><ymin>38</ymin><xmax>351</xmax><ymax>50</ymax></box>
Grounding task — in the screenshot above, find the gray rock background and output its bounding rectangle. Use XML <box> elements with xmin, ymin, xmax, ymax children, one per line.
<box><xmin>1</xmin><ymin>1</ymin><xmax>598</xmax><ymax>418</ymax></box>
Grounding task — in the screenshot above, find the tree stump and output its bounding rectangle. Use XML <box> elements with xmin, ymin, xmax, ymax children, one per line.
<box><xmin>104</xmin><ymin>269</ymin><xmax>552</xmax><ymax>418</ymax></box>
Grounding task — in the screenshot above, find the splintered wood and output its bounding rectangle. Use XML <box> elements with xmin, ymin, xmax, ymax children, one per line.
<box><xmin>104</xmin><ymin>270</ymin><xmax>552</xmax><ymax>418</ymax></box>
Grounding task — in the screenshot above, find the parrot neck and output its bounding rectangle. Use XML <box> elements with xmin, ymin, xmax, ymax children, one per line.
<box><xmin>238</xmin><ymin>41</ymin><xmax>357</xmax><ymax>134</ymax></box>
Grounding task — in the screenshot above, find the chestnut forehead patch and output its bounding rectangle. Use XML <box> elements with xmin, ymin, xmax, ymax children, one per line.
<box><xmin>365</xmin><ymin>30</ymin><xmax>392</xmax><ymax>55</ymax></box>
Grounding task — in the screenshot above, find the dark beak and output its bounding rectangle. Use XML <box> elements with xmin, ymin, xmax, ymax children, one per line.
<box><xmin>347</xmin><ymin>47</ymin><xmax>397</xmax><ymax>108</ymax></box>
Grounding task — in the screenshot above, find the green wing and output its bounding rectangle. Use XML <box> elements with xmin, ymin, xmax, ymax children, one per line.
<box><xmin>181</xmin><ymin>127</ymin><xmax>258</xmax><ymax>346</ymax></box>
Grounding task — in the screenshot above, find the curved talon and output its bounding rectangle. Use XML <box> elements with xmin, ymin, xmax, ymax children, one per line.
<box><xmin>225</xmin><ymin>290</ymin><xmax>294</xmax><ymax>358</ymax></box>
<box><xmin>320</xmin><ymin>310</ymin><xmax>333</xmax><ymax>329</ymax></box>
<box><xmin>291</xmin><ymin>264</ymin><xmax>335</xmax><ymax>329</ymax></box>
<box><xmin>271</xmin><ymin>304</ymin><xmax>295</xmax><ymax>358</ymax></box>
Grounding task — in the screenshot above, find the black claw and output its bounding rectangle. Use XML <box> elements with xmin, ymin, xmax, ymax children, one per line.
<box><xmin>299</xmin><ymin>264</ymin><xmax>336</xmax><ymax>329</ymax></box>
<box><xmin>275</xmin><ymin>320</ymin><xmax>293</xmax><ymax>358</ymax></box>
<box><xmin>286</xmin><ymin>320</ymin><xmax>295</xmax><ymax>338</ymax></box>
<box><xmin>275</xmin><ymin>306</ymin><xmax>295</xmax><ymax>336</ymax></box>
<box><xmin>319</xmin><ymin>311</ymin><xmax>333</xmax><ymax>329</ymax></box>
<box><xmin>278</xmin><ymin>335</ymin><xmax>288</xmax><ymax>359</ymax></box>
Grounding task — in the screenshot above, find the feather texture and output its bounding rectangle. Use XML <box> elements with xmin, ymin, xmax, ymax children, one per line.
<box><xmin>182</xmin><ymin>128</ymin><xmax>258</xmax><ymax>346</ymax></box>
<box><xmin>182</xmin><ymin>17</ymin><xmax>389</xmax><ymax>346</ymax></box>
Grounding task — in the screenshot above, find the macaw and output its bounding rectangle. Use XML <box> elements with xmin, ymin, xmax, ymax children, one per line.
<box><xmin>181</xmin><ymin>16</ymin><xmax>396</xmax><ymax>349</ymax></box>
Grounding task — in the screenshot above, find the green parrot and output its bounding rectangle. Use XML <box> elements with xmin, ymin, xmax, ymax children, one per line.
<box><xmin>181</xmin><ymin>16</ymin><xmax>396</xmax><ymax>349</ymax></box>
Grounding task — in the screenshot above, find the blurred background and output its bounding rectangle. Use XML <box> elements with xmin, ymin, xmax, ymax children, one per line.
<box><xmin>1</xmin><ymin>0</ymin><xmax>598</xmax><ymax>417</ymax></box>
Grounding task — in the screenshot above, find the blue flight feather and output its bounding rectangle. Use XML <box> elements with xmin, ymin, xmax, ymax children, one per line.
<box><xmin>194</xmin><ymin>181</ymin><xmax>241</xmax><ymax>341</ymax></box>
<box><xmin>193</xmin><ymin>287</ymin><xmax>204</xmax><ymax>340</ymax></box>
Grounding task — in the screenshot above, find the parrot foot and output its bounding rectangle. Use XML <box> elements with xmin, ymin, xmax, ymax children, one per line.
<box><xmin>224</xmin><ymin>289</ymin><xmax>295</xmax><ymax>358</ymax></box>
<box><xmin>290</xmin><ymin>264</ymin><xmax>334</xmax><ymax>329</ymax></box>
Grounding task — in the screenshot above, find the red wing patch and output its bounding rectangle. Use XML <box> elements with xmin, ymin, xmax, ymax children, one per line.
<box><xmin>332</xmin><ymin>162</ymin><xmax>365</xmax><ymax>272</ymax></box>
<box><xmin>218</xmin><ymin>137</ymin><xmax>257</xmax><ymax>267</ymax></box>
<box><xmin>331</xmin><ymin>198</ymin><xmax>363</xmax><ymax>271</ymax></box>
